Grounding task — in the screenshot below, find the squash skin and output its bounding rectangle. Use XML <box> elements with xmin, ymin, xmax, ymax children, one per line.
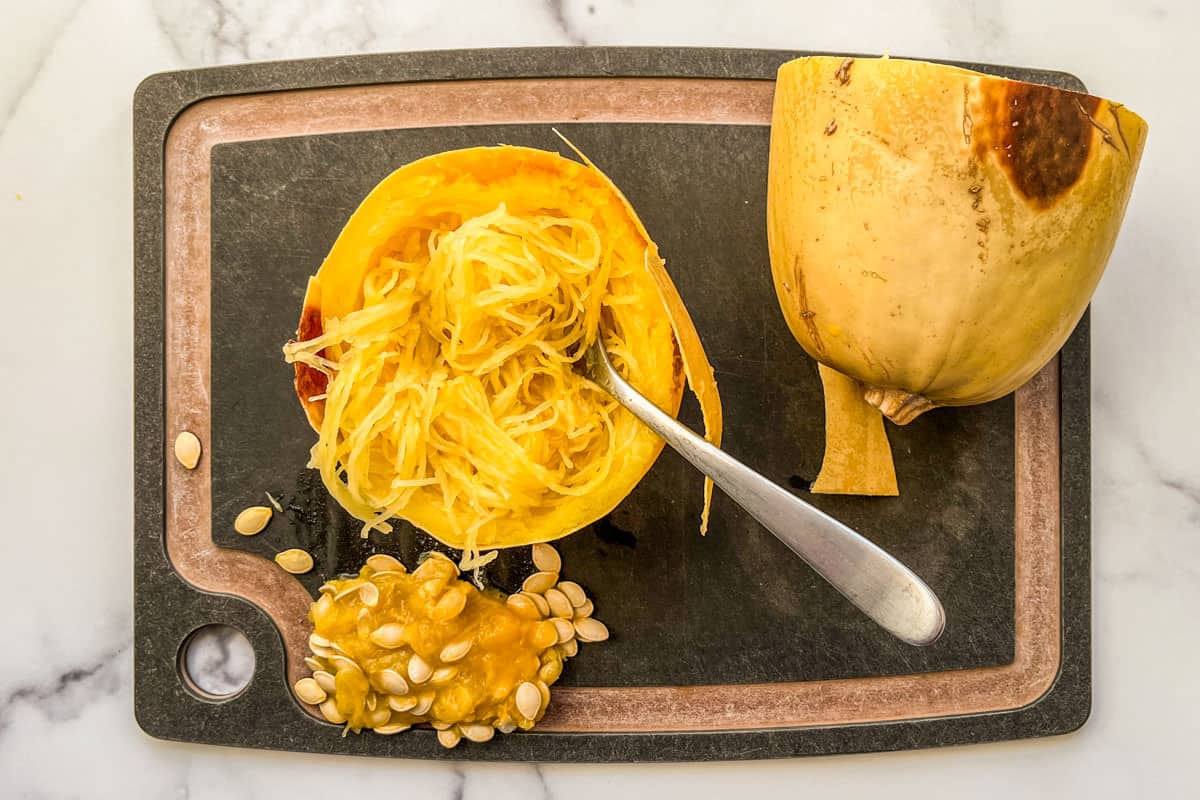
<box><xmin>768</xmin><ymin>56</ymin><xmax>1147</xmax><ymax>423</ymax></box>
<box><xmin>292</xmin><ymin>146</ymin><xmax>720</xmax><ymax>548</ymax></box>
<box><xmin>810</xmin><ymin>364</ymin><xmax>898</xmax><ymax>496</ymax></box>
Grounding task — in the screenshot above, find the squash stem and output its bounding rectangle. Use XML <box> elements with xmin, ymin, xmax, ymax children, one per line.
<box><xmin>863</xmin><ymin>386</ymin><xmax>936</xmax><ymax>425</ymax></box>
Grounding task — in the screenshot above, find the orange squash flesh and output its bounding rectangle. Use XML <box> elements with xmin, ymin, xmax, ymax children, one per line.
<box><xmin>287</xmin><ymin>146</ymin><xmax>723</xmax><ymax>550</ymax></box>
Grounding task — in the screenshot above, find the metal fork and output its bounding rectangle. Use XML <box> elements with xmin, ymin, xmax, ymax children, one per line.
<box><xmin>582</xmin><ymin>339</ymin><xmax>946</xmax><ymax>646</ymax></box>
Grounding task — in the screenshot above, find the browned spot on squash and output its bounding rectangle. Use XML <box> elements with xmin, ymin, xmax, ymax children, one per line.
<box><xmin>1108</xmin><ymin>103</ymin><xmax>1131</xmax><ymax>156</ymax></box>
<box><xmin>298</xmin><ymin>302</ymin><xmax>322</xmax><ymax>341</ymax></box>
<box><xmin>792</xmin><ymin>256</ymin><xmax>825</xmax><ymax>355</ymax></box>
<box><xmin>295</xmin><ymin>303</ymin><xmax>328</xmax><ymax>410</ymax></box>
<box><xmin>1075</xmin><ymin>98</ymin><xmax>1120</xmax><ymax>153</ymax></box>
<box><xmin>974</xmin><ymin>81</ymin><xmax>1101</xmax><ymax>208</ymax></box>
<box><xmin>961</xmin><ymin>85</ymin><xmax>973</xmax><ymax>146</ymax></box>
<box><xmin>835</xmin><ymin>58</ymin><xmax>854</xmax><ymax>85</ymax></box>
<box><xmin>670</xmin><ymin>338</ymin><xmax>684</xmax><ymax>394</ymax></box>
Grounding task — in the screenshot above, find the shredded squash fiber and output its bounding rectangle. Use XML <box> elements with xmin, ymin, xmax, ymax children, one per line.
<box><xmin>284</xmin><ymin>146</ymin><xmax>722</xmax><ymax>558</ymax></box>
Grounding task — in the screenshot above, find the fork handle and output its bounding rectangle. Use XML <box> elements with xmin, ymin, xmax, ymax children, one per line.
<box><xmin>591</xmin><ymin>363</ymin><xmax>945</xmax><ymax>646</ymax></box>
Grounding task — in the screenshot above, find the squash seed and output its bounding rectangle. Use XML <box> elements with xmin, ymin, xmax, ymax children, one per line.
<box><xmin>515</xmin><ymin>681</ymin><xmax>541</xmax><ymax>720</ymax></box>
<box><xmin>407</xmin><ymin>653</ymin><xmax>433</xmax><ymax>684</ymax></box>
<box><xmin>375</xmin><ymin>721</ymin><xmax>411</xmax><ymax>735</ymax></box>
<box><xmin>417</xmin><ymin>576</ymin><xmax>450</xmax><ymax>601</ymax></box>
<box><xmin>543</xmin><ymin>588</ymin><xmax>573</xmax><ymax>619</ymax></box>
<box><xmin>522</xmin><ymin>571</ymin><xmax>558</xmax><ymax>594</ymax></box>
<box><xmin>388</xmin><ymin>694</ymin><xmax>418</xmax><ymax>713</ymax></box>
<box><xmin>275</xmin><ymin>548</ymin><xmax>313</xmax><ymax>574</ymax></box>
<box><xmin>235</xmin><ymin>506</ymin><xmax>273</xmax><ymax>536</ymax></box>
<box><xmin>551</xmin><ymin>617</ymin><xmax>575</xmax><ymax>644</ymax></box>
<box><xmin>314</xmin><ymin>592</ymin><xmax>334</xmax><ymax>618</ymax></box>
<box><xmin>365</xmin><ymin>691</ymin><xmax>378</xmax><ymax>711</ymax></box>
<box><xmin>532</xmin><ymin>620</ymin><xmax>559</xmax><ymax>649</ymax></box>
<box><xmin>573</xmin><ymin>598</ymin><xmax>594</xmax><ymax>619</ymax></box>
<box><xmin>309</xmin><ymin>633</ymin><xmax>332</xmax><ymax>650</ymax></box>
<box><xmin>557</xmin><ymin>580</ymin><xmax>587</xmax><ymax>607</ymax></box>
<box><xmin>366</xmin><ymin>553</ymin><xmax>405</xmax><ymax>573</ymax></box>
<box><xmin>415</xmin><ymin>552</ymin><xmax>458</xmax><ymax>580</ymax></box>
<box><xmin>313</xmin><ymin>670</ymin><xmax>336</xmax><ymax>693</ymax></box>
<box><xmin>506</xmin><ymin>593</ymin><xmax>541</xmax><ymax>620</ymax></box>
<box><xmin>293</xmin><ymin>677</ymin><xmax>326</xmax><ymax>705</ymax></box>
<box><xmin>431</xmin><ymin>720</ymin><xmax>454</xmax><ymax>730</ymax></box>
<box><xmin>319</xmin><ymin>698</ymin><xmax>346</xmax><ymax>724</ymax></box>
<box><xmin>369</xmin><ymin>624</ymin><xmax>406</xmax><ymax>648</ymax></box>
<box><xmin>561</xmin><ymin>638</ymin><xmax>578</xmax><ymax>658</ymax></box>
<box><xmin>173</xmin><ymin>431</ymin><xmax>201</xmax><ymax>469</ymax></box>
<box><xmin>437</xmin><ymin>728</ymin><xmax>461</xmax><ymax>748</ymax></box>
<box><xmin>535</xmin><ymin>680</ymin><xmax>551</xmax><ymax>712</ymax></box>
<box><xmin>497</xmin><ymin>721</ymin><xmax>517</xmax><ymax>734</ymax></box>
<box><xmin>431</xmin><ymin>588</ymin><xmax>467</xmax><ymax>621</ymax></box>
<box><xmin>374</xmin><ymin>668</ymin><xmax>409</xmax><ymax>696</ymax></box>
<box><xmin>367</xmin><ymin>706</ymin><xmax>391</xmax><ymax>727</ymax></box>
<box><xmin>521</xmin><ymin>591</ymin><xmax>551</xmax><ymax>617</ymax></box>
<box><xmin>573</xmin><ymin>617</ymin><xmax>609</xmax><ymax>642</ymax></box>
<box><xmin>538</xmin><ymin>658</ymin><xmax>563</xmax><ymax>684</ymax></box>
<box><xmin>461</xmin><ymin>723</ymin><xmax>495</xmax><ymax>743</ymax></box>
<box><xmin>531</xmin><ymin>543</ymin><xmax>561</xmax><ymax>573</ymax></box>
<box><xmin>411</xmin><ymin>692</ymin><xmax>435</xmax><ymax>717</ymax></box>
<box><xmin>440</xmin><ymin>639</ymin><xmax>473</xmax><ymax>663</ymax></box>
<box><xmin>303</xmin><ymin>656</ymin><xmax>325</xmax><ymax>672</ymax></box>
<box><xmin>430</xmin><ymin>666</ymin><xmax>457</xmax><ymax>684</ymax></box>
<box><xmin>358</xmin><ymin>582</ymin><xmax>380</xmax><ymax>607</ymax></box>
<box><xmin>329</xmin><ymin>654</ymin><xmax>361</xmax><ymax>673</ymax></box>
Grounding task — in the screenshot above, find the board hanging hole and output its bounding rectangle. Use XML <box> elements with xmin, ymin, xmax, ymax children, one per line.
<box><xmin>177</xmin><ymin>623</ymin><xmax>255</xmax><ymax>701</ymax></box>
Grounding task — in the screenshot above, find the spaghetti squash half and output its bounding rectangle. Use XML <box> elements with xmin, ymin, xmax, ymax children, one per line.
<box><xmin>284</xmin><ymin>146</ymin><xmax>721</xmax><ymax>556</ymax></box>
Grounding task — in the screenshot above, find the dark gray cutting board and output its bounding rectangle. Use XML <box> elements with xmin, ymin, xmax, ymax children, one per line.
<box><xmin>133</xmin><ymin>47</ymin><xmax>1091</xmax><ymax>761</ymax></box>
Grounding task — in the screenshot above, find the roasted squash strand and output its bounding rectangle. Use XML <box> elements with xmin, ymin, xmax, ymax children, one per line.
<box><xmin>285</xmin><ymin>206</ymin><xmax>631</xmax><ymax>556</ymax></box>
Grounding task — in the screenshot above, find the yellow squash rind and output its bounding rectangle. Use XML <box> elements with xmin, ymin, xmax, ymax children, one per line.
<box><xmin>811</xmin><ymin>365</ymin><xmax>899</xmax><ymax>496</ymax></box>
<box><xmin>768</xmin><ymin>56</ymin><xmax>1147</xmax><ymax>424</ymax></box>
<box><xmin>293</xmin><ymin>146</ymin><xmax>722</xmax><ymax>548</ymax></box>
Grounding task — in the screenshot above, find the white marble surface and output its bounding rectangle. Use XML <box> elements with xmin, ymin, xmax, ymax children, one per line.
<box><xmin>2</xmin><ymin>0</ymin><xmax>1197</xmax><ymax>796</ymax></box>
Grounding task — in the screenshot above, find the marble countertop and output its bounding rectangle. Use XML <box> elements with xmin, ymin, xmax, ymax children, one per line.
<box><xmin>3</xmin><ymin>0</ymin><xmax>1197</xmax><ymax>796</ymax></box>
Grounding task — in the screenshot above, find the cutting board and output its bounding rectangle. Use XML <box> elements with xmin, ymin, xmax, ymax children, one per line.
<box><xmin>133</xmin><ymin>47</ymin><xmax>1091</xmax><ymax>761</ymax></box>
